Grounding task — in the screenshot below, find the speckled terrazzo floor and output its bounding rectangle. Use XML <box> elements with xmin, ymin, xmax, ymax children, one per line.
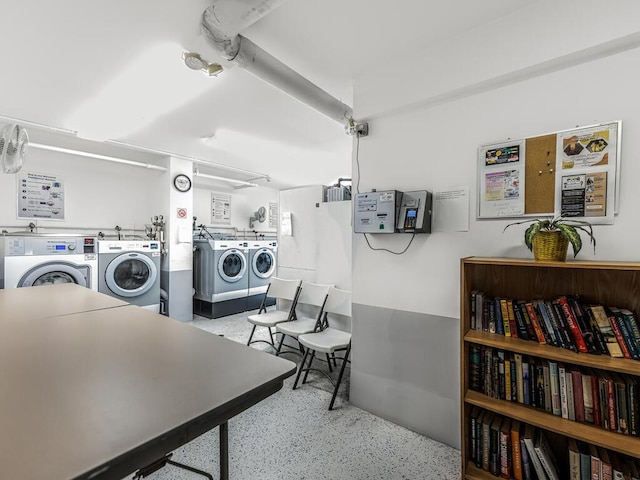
<box><xmin>124</xmin><ymin>311</ymin><xmax>461</xmax><ymax>480</ymax></box>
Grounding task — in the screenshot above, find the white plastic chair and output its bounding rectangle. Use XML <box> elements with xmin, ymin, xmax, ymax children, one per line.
<box><xmin>275</xmin><ymin>282</ymin><xmax>332</xmax><ymax>356</ymax></box>
<box><xmin>293</xmin><ymin>288</ymin><xmax>351</xmax><ymax>410</ymax></box>
<box><xmin>246</xmin><ymin>277</ymin><xmax>301</xmax><ymax>349</ymax></box>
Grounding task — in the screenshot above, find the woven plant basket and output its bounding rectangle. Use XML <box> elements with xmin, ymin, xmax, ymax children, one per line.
<box><xmin>532</xmin><ymin>230</ymin><xmax>569</xmax><ymax>261</ymax></box>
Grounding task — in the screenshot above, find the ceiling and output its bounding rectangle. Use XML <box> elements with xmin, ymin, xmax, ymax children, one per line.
<box><xmin>0</xmin><ymin>0</ymin><xmax>531</xmax><ymax>189</ymax></box>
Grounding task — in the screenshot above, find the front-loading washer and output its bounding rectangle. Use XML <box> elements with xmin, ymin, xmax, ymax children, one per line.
<box><xmin>247</xmin><ymin>240</ymin><xmax>277</xmax><ymax>310</ymax></box>
<box><xmin>97</xmin><ymin>240</ymin><xmax>161</xmax><ymax>312</ymax></box>
<box><xmin>192</xmin><ymin>239</ymin><xmax>249</xmax><ymax>318</ymax></box>
<box><xmin>0</xmin><ymin>234</ymin><xmax>98</xmax><ymax>290</ymax></box>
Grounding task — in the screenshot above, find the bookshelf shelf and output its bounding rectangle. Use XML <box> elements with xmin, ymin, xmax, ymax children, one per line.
<box><xmin>465</xmin><ymin>390</ymin><xmax>640</xmax><ymax>458</ymax></box>
<box><xmin>460</xmin><ymin>257</ymin><xmax>640</xmax><ymax>479</ymax></box>
<box><xmin>465</xmin><ymin>330</ymin><xmax>640</xmax><ymax>376</ymax></box>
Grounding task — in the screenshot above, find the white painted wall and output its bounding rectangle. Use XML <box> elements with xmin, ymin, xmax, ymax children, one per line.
<box><xmin>0</xmin><ymin>148</ymin><xmax>164</xmax><ymax>234</ymax></box>
<box><xmin>350</xmin><ymin>2</ymin><xmax>640</xmax><ymax>448</ymax></box>
<box><xmin>192</xmin><ymin>183</ymin><xmax>279</xmax><ymax>238</ymax></box>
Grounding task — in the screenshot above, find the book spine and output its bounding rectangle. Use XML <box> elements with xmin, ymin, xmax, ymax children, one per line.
<box><xmin>570</xmin><ymin>296</ymin><xmax>598</xmax><ymax>353</ymax></box>
<box><xmin>543</xmin><ymin>364</ymin><xmax>552</xmax><ymax>413</ymax></box>
<box><xmin>507</xmin><ymin>300</ymin><xmax>518</xmax><ymax>339</ymax></box>
<box><xmin>469</xmin><ymin>344</ymin><xmax>482</xmax><ymax>392</ymax></box>
<box><xmin>494</xmin><ymin>298</ymin><xmax>504</xmax><ymax>336</ymax></box>
<box><xmin>609</xmin><ymin>312</ymin><xmax>632</xmax><ymax>359</ymax></box>
<box><xmin>569</xmin><ymin>445</ymin><xmax>581</xmax><ymax>480</ymax></box>
<box><xmin>621</xmin><ymin>309</ymin><xmax>640</xmax><ymax>353</ymax></box>
<box><xmin>546</xmin><ymin>300</ymin><xmax>567</xmax><ymax>348</ymax></box>
<box><xmin>559</xmin><ymin>365</ymin><xmax>569</xmax><ymax>419</ymax></box>
<box><xmin>519</xmin><ymin>301</ymin><xmax>537</xmax><ymax>339</ymax></box>
<box><xmin>511</xmin><ymin>423</ymin><xmax>523</xmax><ymax>480</ymax></box>
<box><xmin>512</xmin><ymin>302</ymin><xmax>530</xmax><ymax>340</ymax></box>
<box><xmin>615</xmin><ymin>380</ymin><xmax>629</xmax><ymax>434</ymax></box>
<box><xmin>558</xmin><ymin>296</ymin><xmax>589</xmax><ymax>353</ymax></box>
<box><xmin>482</xmin><ymin>417</ymin><xmax>491</xmax><ymax>470</ymax></box>
<box><xmin>525</xmin><ymin>302</ymin><xmax>546</xmax><ymax>344</ymax></box>
<box><xmin>476</xmin><ymin>292</ymin><xmax>485</xmax><ymax>332</ymax></box>
<box><xmin>510</xmin><ymin>353</ymin><xmax>518</xmax><ymax>402</ymax></box>
<box><xmin>582</xmin><ymin>373</ymin><xmax>595</xmax><ymax>424</ymax></box>
<box><xmin>591</xmin><ymin>374</ymin><xmax>602</xmax><ymax>427</ymax></box>
<box><xmin>549</xmin><ymin>362</ymin><xmax>561</xmax><ymax>416</ymax></box>
<box><xmin>487</xmin><ymin>299</ymin><xmax>495</xmax><ymax>334</ymax></box>
<box><xmin>537</xmin><ymin>300</ymin><xmax>558</xmax><ymax>346</ymax></box>
<box><xmin>551</xmin><ymin>300</ymin><xmax>576</xmax><ymax>351</ymax></box>
<box><xmin>566</xmin><ymin>370</ymin><xmax>576</xmax><ymax>421</ymax></box>
<box><xmin>522</xmin><ymin>360</ymin><xmax>531</xmax><ymax>406</ymax></box>
<box><xmin>500</xmin><ymin>299</ymin><xmax>511</xmax><ymax>337</ymax></box>
<box><xmin>490</xmin><ymin>421</ymin><xmax>500</xmax><ymax>475</ymax></box>
<box><xmin>535</xmin><ymin>363</ymin><xmax>545</xmax><ymax>410</ymax></box>
<box><xmin>613</xmin><ymin>309</ymin><xmax>639</xmax><ymax>359</ymax></box>
<box><xmin>470</xmin><ymin>290</ymin><xmax>477</xmax><ymax>330</ymax></box>
<box><xmin>499</xmin><ymin>427</ymin><xmax>510</xmax><ymax>478</ymax></box>
<box><xmin>606</xmin><ymin>378</ymin><xmax>617</xmax><ymax>431</ymax></box>
<box><xmin>629</xmin><ymin>379</ymin><xmax>639</xmax><ymax>436</ymax></box>
<box><xmin>498</xmin><ymin>350</ymin><xmax>506</xmax><ymax>400</ymax></box>
<box><xmin>572</xmin><ymin>370</ymin><xmax>585</xmax><ymax>423</ymax></box>
<box><xmin>514</xmin><ymin>353</ymin><xmax>524</xmax><ymax>404</ymax></box>
<box><xmin>505</xmin><ymin>357</ymin><xmax>512</xmax><ymax>402</ymax></box>
<box><xmin>591</xmin><ymin>454</ymin><xmax>601</xmax><ymax>480</ymax></box>
<box><xmin>585</xmin><ymin>306</ymin><xmax>609</xmax><ymax>355</ymax></box>
<box><xmin>520</xmin><ymin>437</ymin><xmax>532</xmax><ymax>480</ymax></box>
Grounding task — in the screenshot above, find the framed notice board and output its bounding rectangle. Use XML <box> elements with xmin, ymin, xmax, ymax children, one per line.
<box><xmin>477</xmin><ymin>121</ymin><xmax>620</xmax><ymax>224</ymax></box>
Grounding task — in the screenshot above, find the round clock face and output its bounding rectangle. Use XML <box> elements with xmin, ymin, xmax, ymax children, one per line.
<box><xmin>173</xmin><ymin>174</ymin><xmax>192</xmax><ymax>192</ymax></box>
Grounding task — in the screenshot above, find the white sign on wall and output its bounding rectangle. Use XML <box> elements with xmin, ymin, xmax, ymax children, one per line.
<box><xmin>269</xmin><ymin>201</ymin><xmax>278</xmax><ymax>229</ymax></box>
<box><xmin>211</xmin><ymin>193</ymin><xmax>231</xmax><ymax>224</ymax></box>
<box><xmin>17</xmin><ymin>172</ymin><xmax>65</xmax><ymax>220</ymax></box>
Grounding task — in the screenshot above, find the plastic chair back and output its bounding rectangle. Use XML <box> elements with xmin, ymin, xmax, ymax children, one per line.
<box><xmin>323</xmin><ymin>288</ymin><xmax>351</xmax><ymax>317</ymax></box>
<box><xmin>297</xmin><ymin>282</ymin><xmax>332</xmax><ymax>308</ymax></box>
<box><xmin>266</xmin><ymin>277</ymin><xmax>301</xmax><ymax>301</ymax></box>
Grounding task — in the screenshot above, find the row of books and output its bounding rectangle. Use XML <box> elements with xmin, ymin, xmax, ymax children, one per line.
<box><xmin>568</xmin><ymin>438</ymin><xmax>640</xmax><ymax>480</ymax></box>
<box><xmin>469</xmin><ymin>409</ymin><xmax>561</xmax><ymax>479</ymax></box>
<box><xmin>469</xmin><ymin>291</ymin><xmax>640</xmax><ymax>360</ymax></box>
<box><xmin>469</xmin><ymin>408</ymin><xmax>640</xmax><ymax>480</ymax></box>
<box><xmin>469</xmin><ymin>345</ymin><xmax>640</xmax><ymax>436</ymax></box>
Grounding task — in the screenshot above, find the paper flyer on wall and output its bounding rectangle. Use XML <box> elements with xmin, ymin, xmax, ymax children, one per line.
<box><xmin>560</xmin><ymin>172</ymin><xmax>607</xmax><ymax>218</ymax></box>
<box><xmin>555</xmin><ymin>123</ymin><xmax>617</xmax><ymax>224</ymax></box>
<box><xmin>17</xmin><ymin>172</ymin><xmax>65</xmax><ymax>220</ymax></box>
<box><xmin>211</xmin><ymin>193</ymin><xmax>231</xmax><ymax>224</ymax></box>
<box><xmin>478</xmin><ymin>140</ymin><xmax>525</xmax><ymax>218</ymax></box>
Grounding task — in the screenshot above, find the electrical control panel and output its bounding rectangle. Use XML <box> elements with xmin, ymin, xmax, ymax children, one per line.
<box><xmin>396</xmin><ymin>190</ymin><xmax>432</xmax><ymax>233</ymax></box>
<box><xmin>353</xmin><ymin>190</ymin><xmax>402</xmax><ymax>233</ymax></box>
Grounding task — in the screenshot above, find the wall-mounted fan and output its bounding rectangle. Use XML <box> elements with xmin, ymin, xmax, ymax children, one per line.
<box><xmin>0</xmin><ymin>124</ymin><xmax>28</xmax><ymax>174</ymax></box>
<box><xmin>249</xmin><ymin>206</ymin><xmax>267</xmax><ymax>228</ymax></box>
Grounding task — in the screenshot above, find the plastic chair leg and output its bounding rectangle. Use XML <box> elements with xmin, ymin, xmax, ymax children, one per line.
<box><xmin>329</xmin><ymin>344</ymin><xmax>351</xmax><ymax>411</ymax></box>
<box><xmin>302</xmin><ymin>350</ymin><xmax>316</xmax><ymax>384</ymax></box>
<box><xmin>293</xmin><ymin>348</ymin><xmax>311</xmax><ymax>389</ymax></box>
<box><xmin>246</xmin><ymin>324</ymin><xmax>257</xmax><ymax>346</ymax></box>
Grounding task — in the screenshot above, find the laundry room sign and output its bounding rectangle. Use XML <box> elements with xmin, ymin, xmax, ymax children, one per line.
<box><xmin>211</xmin><ymin>193</ymin><xmax>231</xmax><ymax>224</ymax></box>
<box><xmin>16</xmin><ymin>172</ymin><xmax>65</xmax><ymax>220</ymax></box>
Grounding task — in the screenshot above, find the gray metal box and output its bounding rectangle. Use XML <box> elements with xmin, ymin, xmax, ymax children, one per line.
<box><xmin>353</xmin><ymin>190</ymin><xmax>402</xmax><ymax>233</ymax></box>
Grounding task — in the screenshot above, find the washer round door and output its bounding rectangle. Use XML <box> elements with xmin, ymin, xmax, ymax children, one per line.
<box><xmin>251</xmin><ymin>248</ymin><xmax>275</xmax><ymax>279</ymax></box>
<box><xmin>19</xmin><ymin>262</ymin><xmax>91</xmax><ymax>288</ymax></box>
<box><xmin>105</xmin><ymin>252</ymin><xmax>158</xmax><ymax>297</ymax></box>
<box><xmin>217</xmin><ymin>249</ymin><xmax>246</xmax><ymax>283</ymax></box>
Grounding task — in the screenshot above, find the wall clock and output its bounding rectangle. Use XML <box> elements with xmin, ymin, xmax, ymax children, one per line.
<box><xmin>173</xmin><ymin>174</ymin><xmax>192</xmax><ymax>192</ymax></box>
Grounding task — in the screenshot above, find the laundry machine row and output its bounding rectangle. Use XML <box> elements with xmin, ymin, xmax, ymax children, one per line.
<box><xmin>193</xmin><ymin>239</ymin><xmax>277</xmax><ymax>318</ymax></box>
<box><xmin>0</xmin><ymin>234</ymin><xmax>98</xmax><ymax>290</ymax></box>
<box><xmin>97</xmin><ymin>240</ymin><xmax>162</xmax><ymax>312</ymax></box>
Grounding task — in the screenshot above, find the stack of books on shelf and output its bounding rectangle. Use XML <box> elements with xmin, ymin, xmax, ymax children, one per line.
<box><xmin>469</xmin><ymin>292</ymin><xmax>640</xmax><ymax>359</ymax></box>
<box><xmin>469</xmin><ymin>345</ymin><xmax>639</xmax><ymax>436</ymax></box>
<box><xmin>469</xmin><ymin>408</ymin><xmax>640</xmax><ymax>480</ymax></box>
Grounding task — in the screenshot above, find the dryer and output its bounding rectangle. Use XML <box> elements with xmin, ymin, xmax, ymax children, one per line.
<box><xmin>247</xmin><ymin>240</ymin><xmax>277</xmax><ymax>310</ymax></box>
<box><xmin>0</xmin><ymin>234</ymin><xmax>98</xmax><ymax>290</ymax></box>
<box><xmin>97</xmin><ymin>240</ymin><xmax>161</xmax><ymax>312</ymax></box>
<box><xmin>193</xmin><ymin>239</ymin><xmax>249</xmax><ymax>318</ymax></box>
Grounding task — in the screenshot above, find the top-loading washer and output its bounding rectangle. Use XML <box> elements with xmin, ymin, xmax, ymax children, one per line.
<box><xmin>247</xmin><ymin>240</ymin><xmax>277</xmax><ymax>310</ymax></box>
<box><xmin>97</xmin><ymin>240</ymin><xmax>161</xmax><ymax>312</ymax></box>
<box><xmin>0</xmin><ymin>234</ymin><xmax>98</xmax><ymax>290</ymax></box>
<box><xmin>192</xmin><ymin>239</ymin><xmax>249</xmax><ymax>318</ymax></box>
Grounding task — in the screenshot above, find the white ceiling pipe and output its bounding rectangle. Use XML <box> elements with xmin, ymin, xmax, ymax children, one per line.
<box><xmin>201</xmin><ymin>0</ymin><xmax>353</xmax><ymax>124</ymax></box>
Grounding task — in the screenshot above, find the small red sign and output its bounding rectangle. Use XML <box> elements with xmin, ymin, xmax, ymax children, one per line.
<box><xmin>177</xmin><ymin>208</ymin><xmax>187</xmax><ymax>218</ymax></box>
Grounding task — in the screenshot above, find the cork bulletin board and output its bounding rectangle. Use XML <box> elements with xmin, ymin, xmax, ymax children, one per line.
<box><xmin>477</xmin><ymin>121</ymin><xmax>621</xmax><ymax>224</ymax></box>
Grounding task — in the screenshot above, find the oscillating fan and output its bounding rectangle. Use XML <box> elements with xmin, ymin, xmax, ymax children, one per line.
<box><xmin>249</xmin><ymin>206</ymin><xmax>267</xmax><ymax>228</ymax></box>
<box><xmin>0</xmin><ymin>124</ymin><xmax>28</xmax><ymax>174</ymax></box>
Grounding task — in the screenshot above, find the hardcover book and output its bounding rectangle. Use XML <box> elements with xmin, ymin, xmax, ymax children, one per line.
<box><xmin>612</xmin><ymin>373</ymin><xmax>629</xmax><ymax>435</ymax></box>
<box><xmin>559</xmin><ymin>364</ymin><xmax>569</xmax><ymax>419</ymax></box>
<box><xmin>566</xmin><ymin>369</ymin><xmax>576</xmax><ymax>421</ymax></box>
<box><xmin>568</xmin><ymin>438</ymin><xmax>581</xmax><ymax>480</ymax></box>
<box><xmin>571</xmin><ymin>369</ymin><xmax>585</xmax><ymax>423</ymax></box>
<box><xmin>490</xmin><ymin>414</ymin><xmax>502</xmax><ymax>476</ymax></box>
<box><xmin>551</xmin><ymin>300</ymin><xmax>576</xmax><ymax>351</ymax></box>
<box><xmin>569</xmin><ymin>296</ymin><xmax>601</xmax><ymax>354</ymax></box>
<box><xmin>599</xmin><ymin>447</ymin><xmax>613</xmax><ymax>480</ymax></box>
<box><xmin>475</xmin><ymin>291</ymin><xmax>485</xmax><ymax>332</ymax></box>
<box><xmin>558</xmin><ymin>296</ymin><xmax>589</xmax><ymax>353</ymax></box>
<box><xmin>606</xmin><ymin>307</ymin><xmax>633</xmax><ymax>359</ymax></box>
<box><xmin>510</xmin><ymin>419</ymin><xmax>523</xmax><ymax>480</ymax></box>
<box><xmin>549</xmin><ymin>361</ymin><xmax>562</xmax><ymax>416</ymax></box>
<box><xmin>589</xmin><ymin>444</ymin><xmax>601</xmax><ymax>480</ymax></box>
<box><xmin>514</xmin><ymin>353</ymin><xmax>524</xmax><ymax>404</ymax></box>
<box><xmin>494</xmin><ymin>297</ymin><xmax>504</xmax><ymax>336</ymax></box>
<box><xmin>522</xmin><ymin>424</ymin><xmax>547</xmax><ymax>480</ymax></box>
<box><xmin>500</xmin><ymin>298</ymin><xmax>511</xmax><ymax>337</ymax></box>
<box><xmin>589</xmin><ymin>305</ymin><xmax>624</xmax><ymax>358</ymax></box>
<box><xmin>584</xmin><ymin>305</ymin><xmax>610</xmax><ymax>355</ymax></box>
<box><xmin>525</xmin><ymin>301</ymin><xmax>547</xmax><ymax>344</ymax></box>
<box><xmin>582</xmin><ymin>371</ymin><xmax>595</xmax><ymax>424</ymax></box>
<box><xmin>507</xmin><ymin>300</ymin><xmax>518</xmax><ymax>339</ymax></box>
<box><xmin>499</xmin><ymin>417</ymin><xmax>512</xmax><ymax>479</ymax></box>
<box><xmin>609</xmin><ymin>307</ymin><xmax>639</xmax><ymax>359</ymax></box>
<box><xmin>534</xmin><ymin>429</ymin><xmax>560</xmax><ymax>480</ymax></box>
<box><xmin>482</xmin><ymin>411</ymin><xmax>494</xmax><ymax>470</ymax></box>
<box><xmin>620</xmin><ymin>308</ymin><xmax>640</xmax><ymax>354</ymax></box>
<box><xmin>536</xmin><ymin>299</ymin><xmax>559</xmax><ymax>346</ymax></box>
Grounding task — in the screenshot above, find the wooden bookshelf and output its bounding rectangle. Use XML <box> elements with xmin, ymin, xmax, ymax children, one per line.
<box><xmin>460</xmin><ymin>257</ymin><xmax>640</xmax><ymax>479</ymax></box>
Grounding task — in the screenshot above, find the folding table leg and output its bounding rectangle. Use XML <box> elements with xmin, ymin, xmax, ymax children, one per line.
<box><xmin>220</xmin><ymin>422</ymin><xmax>228</xmax><ymax>480</ymax></box>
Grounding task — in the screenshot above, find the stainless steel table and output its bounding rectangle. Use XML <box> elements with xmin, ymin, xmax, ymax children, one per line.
<box><xmin>0</xmin><ymin>295</ymin><xmax>296</xmax><ymax>479</ymax></box>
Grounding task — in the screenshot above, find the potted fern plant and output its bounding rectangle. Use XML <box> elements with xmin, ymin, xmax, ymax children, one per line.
<box><xmin>503</xmin><ymin>216</ymin><xmax>596</xmax><ymax>261</ymax></box>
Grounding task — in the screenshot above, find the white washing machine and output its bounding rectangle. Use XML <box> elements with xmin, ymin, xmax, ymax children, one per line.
<box><xmin>97</xmin><ymin>240</ymin><xmax>161</xmax><ymax>312</ymax></box>
<box><xmin>0</xmin><ymin>235</ymin><xmax>98</xmax><ymax>290</ymax></box>
<box><xmin>247</xmin><ymin>240</ymin><xmax>277</xmax><ymax>310</ymax></box>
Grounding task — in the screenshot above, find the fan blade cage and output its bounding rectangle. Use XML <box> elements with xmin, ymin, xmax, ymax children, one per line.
<box><xmin>1</xmin><ymin>124</ymin><xmax>28</xmax><ymax>174</ymax></box>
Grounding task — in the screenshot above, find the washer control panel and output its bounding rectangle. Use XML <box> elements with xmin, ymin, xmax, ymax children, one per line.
<box><xmin>3</xmin><ymin>236</ymin><xmax>96</xmax><ymax>256</ymax></box>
